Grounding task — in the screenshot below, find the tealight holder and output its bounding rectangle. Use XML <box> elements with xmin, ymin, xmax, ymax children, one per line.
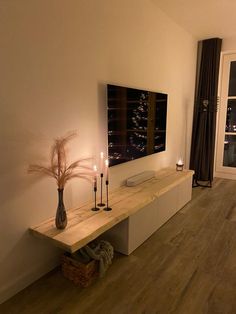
<box><xmin>176</xmin><ymin>163</ymin><xmax>184</xmax><ymax>171</ymax></box>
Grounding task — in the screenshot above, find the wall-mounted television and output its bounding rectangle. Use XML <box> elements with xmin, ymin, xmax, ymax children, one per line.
<box><xmin>107</xmin><ymin>84</ymin><xmax>168</xmax><ymax>167</ymax></box>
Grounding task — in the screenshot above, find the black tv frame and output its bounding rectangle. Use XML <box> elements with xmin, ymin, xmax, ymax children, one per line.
<box><xmin>107</xmin><ymin>84</ymin><xmax>167</xmax><ymax>167</ymax></box>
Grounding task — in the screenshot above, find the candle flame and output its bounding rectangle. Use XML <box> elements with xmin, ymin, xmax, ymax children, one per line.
<box><xmin>177</xmin><ymin>159</ymin><xmax>183</xmax><ymax>165</ymax></box>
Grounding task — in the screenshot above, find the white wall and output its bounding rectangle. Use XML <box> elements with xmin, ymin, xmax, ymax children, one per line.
<box><xmin>222</xmin><ymin>37</ymin><xmax>236</xmax><ymax>52</ymax></box>
<box><xmin>0</xmin><ymin>0</ymin><xmax>197</xmax><ymax>303</ymax></box>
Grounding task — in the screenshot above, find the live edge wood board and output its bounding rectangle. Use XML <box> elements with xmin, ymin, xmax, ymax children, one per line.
<box><xmin>29</xmin><ymin>168</ymin><xmax>194</xmax><ymax>253</ymax></box>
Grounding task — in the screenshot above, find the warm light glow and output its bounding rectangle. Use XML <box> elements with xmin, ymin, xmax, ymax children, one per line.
<box><xmin>105</xmin><ymin>159</ymin><xmax>109</xmax><ymax>180</ymax></box>
<box><xmin>100</xmin><ymin>152</ymin><xmax>104</xmax><ymax>174</ymax></box>
<box><xmin>105</xmin><ymin>159</ymin><xmax>109</xmax><ymax>167</ymax></box>
<box><xmin>177</xmin><ymin>159</ymin><xmax>184</xmax><ymax>166</ymax></box>
<box><xmin>93</xmin><ymin>165</ymin><xmax>97</xmax><ymax>189</ymax></box>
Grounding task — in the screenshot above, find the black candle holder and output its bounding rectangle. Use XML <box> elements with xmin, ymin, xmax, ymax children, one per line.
<box><xmin>97</xmin><ymin>173</ymin><xmax>105</xmax><ymax>207</ymax></box>
<box><xmin>91</xmin><ymin>186</ymin><xmax>99</xmax><ymax>211</ymax></box>
<box><xmin>104</xmin><ymin>179</ymin><xmax>112</xmax><ymax>211</ymax></box>
<box><xmin>176</xmin><ymin>163</ymin><xmax>184</xmax><ymax>171</ymax></box>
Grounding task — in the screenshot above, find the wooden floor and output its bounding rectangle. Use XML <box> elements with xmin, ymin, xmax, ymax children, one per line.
<box><xmin>2</xmin><ymin>178</ymin><xmax>236</xmax><ymax>314</ymax></box>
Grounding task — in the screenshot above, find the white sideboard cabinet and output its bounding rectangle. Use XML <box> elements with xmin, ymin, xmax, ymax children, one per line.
<box><xmin>102</xmin><ymin>169</ymin><xmax>193</xmax><ymax>255</ymax></box>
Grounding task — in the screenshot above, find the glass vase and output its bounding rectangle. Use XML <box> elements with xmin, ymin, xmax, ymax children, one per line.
<box><xmin>55</xmin><ymin>188</ymin><xmax>67</xmax><ymax>229</ymax></box>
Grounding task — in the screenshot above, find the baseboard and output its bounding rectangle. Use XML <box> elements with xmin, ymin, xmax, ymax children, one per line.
<box><xmin>214</xmin><ymin>171</ymin><xmax>236</xmax><ymax>180</ymax></box>
<box><xmin>0</xmin><ymin>256</ymin><xmax>60</xmax><ymax>305</ymax></box>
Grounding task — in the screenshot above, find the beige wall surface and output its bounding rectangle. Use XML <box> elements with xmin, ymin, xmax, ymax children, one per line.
<box><xmin>222</xmin><ymin>37</ymin><xmax>236</xmax><ymax>52</ymax></box>
<box><xmin>0</xmin><ymin>0</ymin><xmax>196</xmax><ymax>303</ymax></box>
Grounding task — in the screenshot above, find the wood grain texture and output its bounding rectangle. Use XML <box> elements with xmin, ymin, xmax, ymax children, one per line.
<box><xmin>29</xmin><ymin>168</ymin><xmax>194</xmax><ymax>253</ymax></box>
<box><xmin>2</xmin><ymin>177</ymin><xmax>236</xmax><ymax>313</ymax></box>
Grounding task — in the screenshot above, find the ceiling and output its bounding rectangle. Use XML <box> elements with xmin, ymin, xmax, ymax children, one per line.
<box><xmin>153</xmin><ymin>0</ymin><xmax>236</xmax><ymax>40</ymax></box>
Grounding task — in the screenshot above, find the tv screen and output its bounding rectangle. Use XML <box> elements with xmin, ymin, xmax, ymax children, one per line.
<box><xmin>107</xmin><ymin>84</ymin><xmax>167</xmax><ymax>167</ymax></box>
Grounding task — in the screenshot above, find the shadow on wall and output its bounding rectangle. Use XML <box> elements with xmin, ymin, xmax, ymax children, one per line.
<box><xmin>0</xmin><ymin>110</ymin><xmax>81</xmax><ymax>209</ymax></box>
<box><xmin>0</xmin><ymin>110</ymin><xmax>51</xmax><ymax>207</ymax></box>
<box><xmin>0</xmin><ymin>111</ymin><xmax>79</xmax><ymax>303</ymax></box>
<box><xmin>0</xmin><ymin>230</ymin><xmax>61</xmax><ymax>303</ymax></box>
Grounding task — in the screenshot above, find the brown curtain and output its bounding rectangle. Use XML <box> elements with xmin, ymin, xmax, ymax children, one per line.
<box><xmin>190</xmin><ymin>38</ymin><xmax>222</xmax><ymax>187</ymax></box>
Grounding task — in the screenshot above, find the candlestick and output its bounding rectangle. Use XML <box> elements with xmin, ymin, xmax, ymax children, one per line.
<box><xmin>91</xmin><ymin>165</ymin><xmax>99</xmax><ymax>211</ymax></box>
<box><xmin>104</xmin><ymin>179</ymin><xmax>112</xmax><ymax>211</ymax></box>
<box><xmin>97</xmin><ymin>173</ymin><xmax>105</xmax><ymax>207</ymax></box>
<box><xmin>91</xmin><ymin>185</ymin><xmax>99</xmax><ymax>211</ymax></box>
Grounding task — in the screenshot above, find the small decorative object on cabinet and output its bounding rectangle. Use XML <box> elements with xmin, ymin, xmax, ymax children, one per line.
<box><xmin>91</xmin><ymin>165</ymin><xmax>99</xmax><ymax>211</ymax></box>
<box><xmin>28</xmin><ymin>132</ymin><xmax>94</xmax><ymax>229</ymax></box>
<box><xmin>98</xmin><ymin>152</ymin><xmax>105</xmax><ymax>207</ymax></box>
<box><xmin>176</xmin><ymin>159</ymin><xmax>184</xmax><ymax>171</ymax></box>
<box><xmin>104</xmin><ymin>159</ymin><xmax>112</xmax><ymax>211</ymax></box>
<box><xmin>56</xmin><ymin>188</ymin><xmax>67</xmax><ymax>229</ymax></box>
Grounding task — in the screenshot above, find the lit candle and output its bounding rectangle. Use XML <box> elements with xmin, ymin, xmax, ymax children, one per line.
<box><xmin>105</xmin><ymin>159</ymin><xmax>109</xmax><ymax>181</ymax></box>
<box><xmin>176</xmin><ymin>158</ymin><xmax>184</xmax><ymax>171</ymax></box>
<box><xmin>177</xmin><ymin>159</ymin><xmax>184</xmax><ymax>166</ymax></box>
<box><xmin>93</xmin><ymin>165</ymin><xmax>97</xmax><ymax>189</ymax></box>
<box><xmin>100</xmin><ymin>152</ymin><xmax>104</xmax><ymax>174</ymax></box>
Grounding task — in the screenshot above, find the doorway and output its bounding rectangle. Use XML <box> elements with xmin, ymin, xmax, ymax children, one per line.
<box><xmin>216</xmin><ymin>53</ymin><xmax>236</xmax><ymax>178</ymax></box>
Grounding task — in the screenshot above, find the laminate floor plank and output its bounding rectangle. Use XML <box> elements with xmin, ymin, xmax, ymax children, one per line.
<box><xmin>1</xmin><ymin>178</ymin><xmax>236</xmax><ymax>314</ymax></box>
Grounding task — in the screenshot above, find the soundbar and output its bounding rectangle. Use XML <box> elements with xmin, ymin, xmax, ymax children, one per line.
<box><xmin>126</xmin><ymin>170</ymin><xmax>155</xmax><ymax>186</ymax></box>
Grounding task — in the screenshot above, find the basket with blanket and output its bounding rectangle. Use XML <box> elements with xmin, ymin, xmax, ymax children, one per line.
<box><xmin>61</xmin><ymin>240</ymin><xmax>114</xmax><ymax>287</ymax></box>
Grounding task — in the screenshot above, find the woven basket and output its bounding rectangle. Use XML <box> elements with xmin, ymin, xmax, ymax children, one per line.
<box><xmin>61</xmin><ymin>253</ymin><xmax>98</xmax><ymax>287</ymax></box>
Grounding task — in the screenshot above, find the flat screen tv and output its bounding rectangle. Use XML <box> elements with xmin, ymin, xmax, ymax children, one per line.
<box><xmin>107</xmin><ymin>84</ymin><xmax>167</xmax><ymax>167</ymax></box>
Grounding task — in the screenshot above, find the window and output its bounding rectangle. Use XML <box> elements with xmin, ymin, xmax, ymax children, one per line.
<box><xmin>216</xmin><ymin>53</ymin><xmax>236</xmax><ymax>176</ymax></box>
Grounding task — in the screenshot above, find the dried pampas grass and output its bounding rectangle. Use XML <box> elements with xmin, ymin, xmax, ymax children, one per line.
<box><xmin>28</xmin><ymin>132</ymin><xmax>94</xmax><ymax>189</ymax></box>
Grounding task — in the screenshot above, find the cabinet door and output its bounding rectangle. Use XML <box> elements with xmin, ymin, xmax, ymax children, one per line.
<box><xmin>155</xmin><ymin>185</ymin><xmax>179</xmax><ymax>229</ymax></box>
<box><xmin>100</xmin><ymin>175</ymin><xmax>193</xmax><ymax>255</ymax></box>
<box><xmin>177</xmin><ymin>177</ymin><xmax>192</xmax><ymax>211</ymax></box>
